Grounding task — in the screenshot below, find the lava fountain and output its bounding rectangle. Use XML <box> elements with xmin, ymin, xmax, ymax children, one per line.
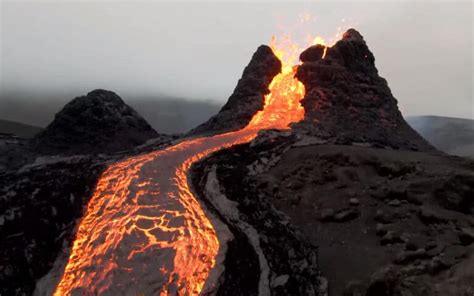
<box><xmin>54</xmin><ymin>35</ymin><xmax>327</xmax><ymax>295</ymax></box>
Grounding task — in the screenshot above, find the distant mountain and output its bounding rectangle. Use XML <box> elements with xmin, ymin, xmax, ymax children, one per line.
<box><xmin>407</xmin><ymin>115</ymin><xmax>474</xmax><ymax>158</ymax></box>
<box><xmin>0</xmin><ymin>119</ymin><xmax>43</xmax><ymax>138</ymax></box>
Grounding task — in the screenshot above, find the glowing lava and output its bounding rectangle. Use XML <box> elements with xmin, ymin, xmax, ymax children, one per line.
<box><xmin>54</xmin><ymin>35</ymin><xmax>327</xmax><ymax>295</ymax></box>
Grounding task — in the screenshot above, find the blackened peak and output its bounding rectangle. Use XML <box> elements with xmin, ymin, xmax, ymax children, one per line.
<box><xmin>86</xmin><ymin>89</ymin><xmax>122</xmax><ymax>101</ymax></box>
<box><xmin>254</xmin><ymin>45</ymin><xmax>277</xmax><ymax>60</ymax></box>
<box><xmin>188</xmin><ymin>45</ymin><xmax>281</xmax><ymax>136</ymax></box>
<box><xmin>300</xmin><ymin>44</ymin><xmax>326</xmax><ymax>63</ymax></box>
<box><xmin>32</xmin><ymin>89</ymin><xmax>158</xmax><ymax>154</ymax></box>
<box><xmin>342</xmin><ymin>28</ymin><xmax>364</xmax><ymax>42</ymax></box>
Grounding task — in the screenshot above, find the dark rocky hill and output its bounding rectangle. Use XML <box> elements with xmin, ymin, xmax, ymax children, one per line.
<box><xmin>31</xmin><ymin>89</ymin><xmax>159</xmax><ymax>155</ymax></box>
<box><xmin>188</xmin><ymin>45</ymin><xmax>281</xmax><ymax>136</ymax></box>
<box><xmin>295</xmin><ymin>29</ymin><xmax>434</xmax><ymax>152</ymax></box>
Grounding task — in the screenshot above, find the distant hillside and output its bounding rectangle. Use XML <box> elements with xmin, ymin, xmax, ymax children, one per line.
<box><xmin>407</xmin><ymin>115</ymin><xmax>474</xmax><ymax>158</ymax></box>
<box><xmin>0</xmin><ymin>119</ymin><xmax>43</xmax><ymax>138</ymax></box>
<box><xmin>129</xmin><ymin>99</ymin><xmax>220</xmax><ymax>134</ymax></box>
<box><xmin>0</xmin><ymin>95</ymin><xmax>220</xmax><ymax>134</ymax></box>
<box><xmin>2</xmin><ymin>95</ymin><xmax>473</xmax><ymax>158</ymax></box>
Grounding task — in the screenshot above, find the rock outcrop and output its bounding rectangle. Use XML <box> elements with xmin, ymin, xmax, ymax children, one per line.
<box><xmin>188</xmin><ymin>45</ymin><xmax>281</xmax><ymax>136</ymax></box>
<box><xmin>295</xmin><ymin>29</ymin><xmax>434</xmax><ymax>152</ymax></box>
<box><xmin>0</xmin><ymin>155</ymin><xmax>106</xmax><ymax>295</ymax></box>
<box><xmin>32</xmin><ymin>89</ymin><xmax>158</xmax><ymax>155</ymax></box>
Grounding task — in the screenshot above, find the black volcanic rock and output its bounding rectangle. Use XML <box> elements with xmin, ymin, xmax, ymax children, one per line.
<box><xmin>32</xmin><ymin>90</ymin><xmax>158</xmax><ymax>154</ymax></box>
<box><xmin>188</xmin><ymin>45</ymin><xmax>281</xmax><ymax>136</ymax></box>
<box><xmin>295</xmin><ymin>29</ymin><xmax>434</xmax><ymax>152</ymax></box>
<box><xmin>0</xmin><ymin>156</ymin><xmax>106</xmax><ymax>295</ymax></box>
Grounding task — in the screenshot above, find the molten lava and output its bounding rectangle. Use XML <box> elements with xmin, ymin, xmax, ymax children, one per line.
<box><xmin>55</xmin><ymin>35</ymin><xmax>327</xmax><ymax>295</ymax></box>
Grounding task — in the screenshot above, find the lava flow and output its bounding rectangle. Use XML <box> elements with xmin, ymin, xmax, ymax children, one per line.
<box><xmin>54</xmin><ymin>35</ymin><xmax>326</xmax><ymax>295</ymax></box>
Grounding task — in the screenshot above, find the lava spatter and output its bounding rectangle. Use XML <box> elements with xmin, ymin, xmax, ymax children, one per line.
<box><xmin>55</xmin><ymin>34</ymin><xmax>327</xmax><ymax>295</ymax></box>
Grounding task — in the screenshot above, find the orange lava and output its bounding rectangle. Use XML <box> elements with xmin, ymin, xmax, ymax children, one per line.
<box><xmin>54</xmin><ymin>35</ymin><xmax>327</xmax><ymax>295</ymax></box>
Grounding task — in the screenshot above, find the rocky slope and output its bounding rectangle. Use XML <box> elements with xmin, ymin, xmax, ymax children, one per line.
<box><xmin>295</xmin><ymin>29</ymin><xmax>434</xmax><ymax>152</ymax></box>
<box><xmin>186</xmin><ymin>29</ymin><xmax>473</xmax><ymax>295</ymax></box>
<box><xmin>32</xmin><ymin>89</ymin><xmax>158</xmax><ymax>155</ymax></box>
<box><xmin>188</xmin><ymin>45</ymin><xmax>281</xmax><ymax>136</ymax></box>
<box><xmin>191</xmin><ymin>132</ymin><xmax>321</xmax><ymax>295</ymax></box>
<box><xmin>201</xmin><ymin>130</ymin><xmax>474</xmax><ymax>296</ymax></box>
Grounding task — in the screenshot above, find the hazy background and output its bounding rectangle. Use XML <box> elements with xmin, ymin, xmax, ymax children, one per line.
<box><xmin>0</xmin><ymin>1</ymin><xmax>472</xmax><ymax>133</ymax></box>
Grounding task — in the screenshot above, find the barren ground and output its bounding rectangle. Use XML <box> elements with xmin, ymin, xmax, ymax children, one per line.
<box><xmin>257</xmin><ymin>144</ymin><xmax>474</xmax><ymax>295</ymax></box>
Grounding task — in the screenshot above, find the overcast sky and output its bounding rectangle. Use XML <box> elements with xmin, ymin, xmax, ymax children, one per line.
<box><xmin>1</xmin><ymin>1</ymin><xmax>472</xmax><ymax>120</ymax></box>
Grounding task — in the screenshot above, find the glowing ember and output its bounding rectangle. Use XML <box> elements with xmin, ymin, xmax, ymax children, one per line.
<box><xmin>54</xmin><ymin>32</ymin><xmax>327</xmax><ymax>295</ymax></box>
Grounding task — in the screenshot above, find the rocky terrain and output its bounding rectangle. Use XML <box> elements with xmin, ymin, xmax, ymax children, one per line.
<box><xmin>0</xmin><ymin>155</ymin><xmax>107</xmax><ymax>295</ymax></box>
<box><xmin>196</xmin><ymin>131</ymin><xmax>474</xmax><ymax>296</ymax></box>
<box><xmin>0</xmin><ymin>134</ymin><xmax>34</xmax><ymax>172</ymax></box>
<box><xmin>32</xmin><ymin>89</ymin><xmax>159</xmax><ymax>155</ymax></box>
<box><xmin>0</xmin><ymin>28</ymin><xmax>472</xmax><ymax>296</ymax></box>
<box><xmin>185</xmin><ymin>28</ymin><xmax>474</xmax><ymax>295</ymax></box>
<box><xmin>192</xmin><ymin>133</ymin><xmax>321</xmax><ymax>295</ymax></box>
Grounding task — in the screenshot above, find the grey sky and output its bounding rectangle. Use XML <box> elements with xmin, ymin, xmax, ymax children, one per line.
<box><xmin>1</xmin><ymin>1</ymin><xmax>472</xmax><ymax>120</ymax></box>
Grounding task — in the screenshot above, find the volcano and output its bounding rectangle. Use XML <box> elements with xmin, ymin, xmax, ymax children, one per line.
<box><xmin>1</xmin><ymin>29</ymin><xmax>473</xmax><ymax>296</ymax></box>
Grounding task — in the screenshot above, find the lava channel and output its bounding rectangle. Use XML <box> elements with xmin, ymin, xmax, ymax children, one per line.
<box><xmin>54</xmin><ymin>36</ymin><xmax>325</xmax><ymax>295</ymax></box>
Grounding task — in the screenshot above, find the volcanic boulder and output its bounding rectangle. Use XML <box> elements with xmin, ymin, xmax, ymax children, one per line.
<box><xmin>32</xmin><ymin>89</ymin><xmax>158</xmax><ymax>154</ymax></box>
<box><xmin>188</xmin><ymin>45</ymin><xmax>281</xmax><ymax>136</ymax></box>
<box><xmin>295</xmin><ymin>29</ymin><xmax>434</xmax><ymax>151</ymax></box>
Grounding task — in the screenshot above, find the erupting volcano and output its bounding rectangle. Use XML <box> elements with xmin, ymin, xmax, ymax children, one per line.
<box><xmin>53</xmin><ymin>34</ymin><xmax>329</xmax><ymax>295</ymax></box>
<box><xmin>2</xmin><ymin>4</ymin><xmax>472</xmax><ymax>295</ymax></box>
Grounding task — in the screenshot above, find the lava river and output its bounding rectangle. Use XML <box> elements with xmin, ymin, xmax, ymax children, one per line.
<box><xmin>54</xmin><ymin>37</ymin><xmax>321</xmax><ymax>295</ymax></box>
